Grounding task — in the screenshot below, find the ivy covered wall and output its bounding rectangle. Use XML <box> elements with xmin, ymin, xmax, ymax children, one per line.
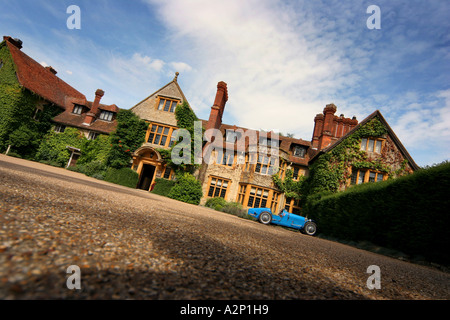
<box><xmin>0</xmin><ymin>41</ymin><xmax>60</xmax><ymax>158</ymax></box>
<box><xmin>304</xmin><ymin>116</ymin><xmax>414</xmax><ymax>196</ymax></box>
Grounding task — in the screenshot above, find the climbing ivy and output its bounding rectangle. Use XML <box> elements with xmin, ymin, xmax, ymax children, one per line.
<box><xmin>106</xmin><ymin>109</ymin><xmax>148</xmax><ymax>168</ymax></box>
<box><xmin>0</xmin><ymin>41</ymin><xmax>61</xmax><ymax>157</ymax></box>
<box><xmin>35</xmin><ymin>127</ymin><xmax>86</xmax><ymax>167</ymax></box>
<box><xmin>304</xmin><ymin>117</ymin><xmax>391</xmax><ymax>195</ymax></box>
<box><xmin>158</xmin><ymin>101</ymin><xmax>202</xmax><ymax>176</ymax></box>
<box><xmin>272</xmin><ymin>167</ymin><xmax>306</xmax><ymax>200</ymax></box>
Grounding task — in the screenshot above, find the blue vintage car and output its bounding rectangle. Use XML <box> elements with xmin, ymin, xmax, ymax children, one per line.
<box><xmin>247</xmin><ymin>208</ymin><xmax>317</xmax><ymax>236</ymax></box>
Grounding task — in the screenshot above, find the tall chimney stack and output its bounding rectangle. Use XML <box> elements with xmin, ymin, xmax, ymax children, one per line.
<box><xmin>206</xmin><ymin>82</ymin><xmax>228</xmax><ymax>131</ymax></box>
<box><xmin>83</xmin><ymin>89</ymin><xmax>105</xmax><ymax>126</ymax></box>
<box><xmin>311</xmin><ymin>104</ymin><xmax>358</xmax><ymax>150</ymax></box>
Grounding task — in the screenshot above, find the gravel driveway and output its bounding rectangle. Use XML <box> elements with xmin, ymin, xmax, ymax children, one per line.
<box><xmin>1</xmin><ymin>154</ymin><xmax>449</xmax><ymax>300</ymax></box>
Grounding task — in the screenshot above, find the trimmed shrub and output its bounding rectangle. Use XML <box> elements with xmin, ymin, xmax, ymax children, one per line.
<box><xmin>205</xmin><ymin>198</ymin><xmax>252</xmax><ymax>220</ymax></box>
<box><xmin>205</xmin><ymin>197</ymin><xmax>227</xmax><ymax>211</ymax></box>
<box><xmin>151</xmin><ymin>178</ymin><xmax>176</xmax><ymax>197</ymax></box>
<box><xmin>168</xmin><ymin>173</ymin><xmax>203</xmax><ymax>205</ymax></box>
<box><xmin>81</xmin><ymin>160</ymin><xmax>107</xmax><ymax>177</ymax></box>
<box><xmin>304</xmin><ymin>162</ymin><xmax>450</xmax><ymax>265</ymax></box>
<box><xmin>104</xmin><ymin>167</ymin><xmax>139</xmax><ymax>188</ymax></box>
<box><xmin>221</xmin><ymin>201</ymin><xmax>249</xmax><ymax>219</ymax></box>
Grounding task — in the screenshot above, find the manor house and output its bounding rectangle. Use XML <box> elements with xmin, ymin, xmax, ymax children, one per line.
<box><xmin>130</xmin><ymin>76</ymin><xmax>418</xmax><ymax>214</ymax></box>
<box><xmin>0</xmin><ymin>36</ymin><xmax>418</xmax><ymax>214</ymax></box>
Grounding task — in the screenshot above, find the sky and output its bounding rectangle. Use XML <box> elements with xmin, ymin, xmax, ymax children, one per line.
<box><xmin>1</xmin><ymin>0</ymin><xmax>449</xmax><ymax>167</ymax></box>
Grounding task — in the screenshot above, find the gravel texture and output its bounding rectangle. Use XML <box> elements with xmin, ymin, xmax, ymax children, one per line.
<box><xmin>0</xmin><ymin>154</ymin><xmax>449</xmax><ymax>300</ymax></box>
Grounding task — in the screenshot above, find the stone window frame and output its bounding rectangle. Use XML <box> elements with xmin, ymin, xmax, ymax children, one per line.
<box><xmin>161</xmin><ymin>166</ymin><xmax>173</xmax><ymax>180</ymax></box>
<box><xmin>225</xmin><ymin>130</ymin><xmax>242</xmax><ymax>143</ymax></box>
<box><xmin>215</xmin><ymin>149</ymin><xmax>236</xmax><ymax>167</ymax></box>
<box><xmin>360</xmin><ymin>137</ymin><xmax>385</xmax><ymax>154</ymax></box>
<box><xmin>156</xmin><ymin>97</ymin><xmax>179</xmax><ymax>113</ymax></box>
<box><xmin>285</xmin><ymin>198</ymin><xmax>301</xmax><ymax>215</ymax></box>
<box><xmin>255</xmin><ymin>154</ymin><xmax>278</xmax><ymax>175</ymax></box>
<box><xmin>270</xmin><ymin>191</ymin><xmax>281</xmax><ymax>213</ymax></box>
<box><xmin>207</xmin><ymin>176</ymin><xmax>231</xmax><ymax>199</ymax></box>
<box><xmin>349</xmin><ymin>168</ymin><xmax>386</xmax><ymax>186</ymax></box>
<box><xmin>146</xmin><ymin>123</ymin><xmax>175</xmax><ymax>148</ymax></box>
<box><xmin>87</xmin><ymin>131</ymin><xmax>98</xmax><ymax>141</ymax></box>
<box><xmin>291</xmin><ymin>165</ymin><xmax>305</xmax><ymax>181</ymax></box>
<box><xmin>54</xmin><ymin>124</ymin><xmax>66</xmax><ymax>133</ymax></box>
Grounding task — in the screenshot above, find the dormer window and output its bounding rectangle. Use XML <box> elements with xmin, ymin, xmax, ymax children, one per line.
<box><xmin>157</xmin><ymin>97</ymin><xmax>179</xmax><ymax>113</ymax></box>
<box><xmin>259</xmin><ymin>137</ymin><xmax>279</xmax><ymax>148</ymax></box>
<box><xmin>293</xmin><ymin>145</ymin><xmax>306</xmax><ymax>158</ymax></box>
<box><xmin>72</xmin><ymin>105</ymin><xmax>83</xmax><ymax>115</ymax></box>
<box><xmin>87</xmin><ymin>131</ymin><xmax>98</xmax><ymax>140</ymax></box>
<box><xmin>226</xmin><ymin>130</ymin><xmax>242</xmax><ymax>143</ymax></box>
<box><xmin>99</xmin><ymin>110</ymin><xmax>114</xmax><ymax>121</ymax></box>
<box><xmin>54</xmin><ymin>124</ymin><xmax>66</xmax><ymax>133</ymax></box>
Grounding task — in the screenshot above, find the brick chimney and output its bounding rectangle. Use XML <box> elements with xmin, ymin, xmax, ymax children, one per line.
<box><xmin>311</xmin><ymin>114</ymin><xmax>324</xmax><ymax>149</ymax></box>
<box><xmin>83</xmin><ymin>89</ymin><xmax>105</xmax><ymax>126</ymax></box>
<box><xmin>3</xmin><ymin>36</ymin><xmax>23</xmax><ymax>49</ymax></box>
<box><xmin>206</xmin><ymin>81</ymin><xmax>228</xmax><ymax>131</ymax></box>
<box><xmin>45</xmin><ymin>66</ymin><xmax>57</xmax><ymax>75</ymax></box>
<box><xmin>311</xmin><ymin>104</ymin><xmax>358</xmax><ymax>150</ymax></box>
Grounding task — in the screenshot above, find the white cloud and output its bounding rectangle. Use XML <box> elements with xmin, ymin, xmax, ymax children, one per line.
<box><xmin>142</xmin><ymin>0</ymin><xmax>449</xmax><ymax>166</ymax></box>
<box><xmin>143</xmin><ymin>0</ymin><xmax>367</xmax><ymax>139</ymax></box>
<box><xmin>170</xmin><ymin>62</ymin><xmax>192</xmax><ymax>73</ymax></box>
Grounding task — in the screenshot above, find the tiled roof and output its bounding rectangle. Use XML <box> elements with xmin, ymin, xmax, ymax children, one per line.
<box><xmin>4</xmin><ymin>36</ymin><xmax>119</xmax><ymax>134</ymax></box>
<box><xmin>53</xmin><ymin>110</ymin><xmax>117</xmax><ymax>134</ymax></box>
<box><xmin>199</xmin><ymin>119</ymin><xmax>310</xmax><ymax>165</ymax></box>
<box><xmin>309</xmin><ymin>110</ymin><xmax>420</xmax><ymax>170</ymax></box>
<box><xmin>4</xmin><ymin>36</ymin><xmax>86</xmax><ymax>109</ymax></box>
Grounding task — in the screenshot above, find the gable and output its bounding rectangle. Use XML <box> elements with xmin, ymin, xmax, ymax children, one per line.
<box><xmin>130</xmin><ymin>78</ymin><xmax>189</xmax><ymax>127</ymax></box>
<box><xmin>0</xmin><ymin>41</ymin><xmax>20</xmax><ymax>85</ymax></box>
<box><xmin>3</xmin><ymin>37</ymin><xmax>86</xmax><ymax>109</ymax></box>
<box><xmin>310</xmin><ymin>110</ymin><xmax>419</xmax><ymax>171</ymax></box>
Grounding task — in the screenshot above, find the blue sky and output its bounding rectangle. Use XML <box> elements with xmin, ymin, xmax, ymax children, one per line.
<box><xmin>1</xmin><ymin>0</ymin><xmax>449</xmax><ymax>167</ymax></box>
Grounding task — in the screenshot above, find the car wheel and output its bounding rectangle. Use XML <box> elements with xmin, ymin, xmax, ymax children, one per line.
<box><xmin>259</xmin><ymin>212</ymin><xmax>272</xmax><ymax>225</ymax></box>
<box><xmin>303</xmin><ymin>221</ymin><xmax>317</xmax><ymax>236</ymax></box>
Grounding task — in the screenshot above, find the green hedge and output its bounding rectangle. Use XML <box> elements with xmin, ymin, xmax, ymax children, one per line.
<box><xmin>104</xmin><ymin>167</ymin><xmax>139</xmax><ymax>188</ymax></box>
<box><xmin>168</xmin><ymin>173</ymin><xmax>203</xmax><ymax>205</ymax></box>
<box><xmin>205</xmin><ymin>197</ymin><xmax>227</xmax><ymax>211</ymax></box>
<box><xmin>151</xmin><ymin>178</ymin><xmax>176</xmax><ymax>197</ymax></box>
<box><xmin>205</xmin><ymin>197</ymin><xmax>252</xmax><ymax>220</ymax></box>
<box><xmin>304</xmin><ymin>162</ymin><xmax>450</xmax><ymax>265</ymax></box>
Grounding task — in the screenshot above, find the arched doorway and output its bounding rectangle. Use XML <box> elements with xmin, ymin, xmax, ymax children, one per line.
<box><xmin>132</xmin><ymin>146</ymin><xmax>164</xmax><ymax>191</ymax></box>
<box><xmin>137</xmin><ymin>164</ymin><xmax>156</xmax><ymax>190</ymax></box>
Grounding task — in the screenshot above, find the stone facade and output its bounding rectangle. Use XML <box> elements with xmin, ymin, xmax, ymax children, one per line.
<box><xmin>1</xmin><ymin>35</ymin><xmax>420</xmax><ymax>214</ymax></box>
<box><xmin>130</xmin><ymin>73</ymin><xmax>186</xmax><ymax>127</ymax></box>
<box><xmin>129</xmin><ymin>78</ymin><xmax>419</xmax><ymax>213</ymax></box>
<box><xmin>129</xmin><ymin>74</ymin><xmax>188</xmax><ymax>190</ymax></box>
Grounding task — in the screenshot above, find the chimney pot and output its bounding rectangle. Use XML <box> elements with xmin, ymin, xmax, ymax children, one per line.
<box><xmin>45</xmin><ymin>66</ymin><xmax>57</xmax><ymax>75</ymax></box>
<box><xmin>83</xmin><ymin>89</ymin><xmax>105</xmax><ymax>126</ymax></box>
<box><xmin>4</xmin><ymin>36</ymin><xmax>23</xmax><ymax>49</ymax></box>
<box><xmin>95</xmin><ymin>89</ymin><xmax>105</xmax><ymax>97</ymax></box>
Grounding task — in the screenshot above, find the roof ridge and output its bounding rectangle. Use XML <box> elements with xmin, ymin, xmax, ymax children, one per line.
<box><xmin>5</xmin><ymin>37</ymin><xmax>86</xmax><ymax>109</ymax></box>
